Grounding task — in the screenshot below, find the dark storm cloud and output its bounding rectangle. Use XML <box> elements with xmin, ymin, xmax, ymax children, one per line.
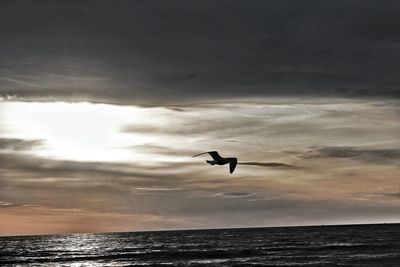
<box><xmin>0</xmin><ymin>152</ymin><xmax>189</xmax><ymax>184</ymax></box>
<box><xmin>238</xmin><ymin>162</ymin><xmax>295</xmax><ymax>168</ymax></box>
<box><xmin>213</xmin><ymin>192</ymin><xmax>256</xmax><ymax>198</ymax></box>
<box><xmin>0</xmin><ymin>138</ymin><xmax>43</xmax><ymax>151</ymax></box>
<box><xmin>299</xmin><ymin>146</ymin><xmax>400</xmax><ymax>164</ymax></box>
<box><xmin>121</xmin><ymin>115</ymin><xmax>264</xmax><ymax>136</ymax></box>
<box><xmin>1</xmin><ymin>0</ymin><xmax>400</xmax><ymax>104</ymax></box>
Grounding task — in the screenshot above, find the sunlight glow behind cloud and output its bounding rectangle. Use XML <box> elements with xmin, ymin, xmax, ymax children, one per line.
<box><xmin>1</xmin><ymin>102</ymin><xmax>171</xmax><ymax>162</ymax></box>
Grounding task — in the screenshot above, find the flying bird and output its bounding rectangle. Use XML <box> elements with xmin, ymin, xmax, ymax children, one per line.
<box><xmin>193</xmin><ymin>151</ymin><xmax>237</xmax><ymax>174</ymax></box>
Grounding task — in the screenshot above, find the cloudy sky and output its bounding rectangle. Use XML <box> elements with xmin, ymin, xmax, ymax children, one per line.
<box><xmin>1</xmin><ymin>1</ymin><xmax>399</xmax><ymax>236</ymax></box>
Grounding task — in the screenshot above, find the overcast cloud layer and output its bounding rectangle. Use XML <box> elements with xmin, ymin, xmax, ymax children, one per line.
<box><xmin>1</xmin><ymin>99</ymin><xmax>399</xmax><ymax>235</ymax></box>
<box><xmin>1</xmin><ymin>0</ymin><xmax>400</xmax><ymax>104</ymax></box>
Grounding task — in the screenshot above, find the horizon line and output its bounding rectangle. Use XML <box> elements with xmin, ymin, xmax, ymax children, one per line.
<box><xmin>2</xmin><ymin>222</ymin><xmax>399</xmax><ymax>238</ymax></box>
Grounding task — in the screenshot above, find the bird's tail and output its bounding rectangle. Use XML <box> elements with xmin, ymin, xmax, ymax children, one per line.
<box><xmin>206</xmin><ymin>160</ymin><xmax>215</xmax><ymax>165</ymax></box>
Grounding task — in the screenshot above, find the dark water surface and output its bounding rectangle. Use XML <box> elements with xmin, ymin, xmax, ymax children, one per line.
<box><xmin>1</xmin><ymin>224</ymin><xmax>400</xmax><ymax>266</ymax></box>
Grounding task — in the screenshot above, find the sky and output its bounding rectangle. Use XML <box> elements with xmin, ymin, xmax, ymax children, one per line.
<box><xmin>0</xmin><ymin>1</ymin><xmax>400</xmax><ymax>236</ymax></box>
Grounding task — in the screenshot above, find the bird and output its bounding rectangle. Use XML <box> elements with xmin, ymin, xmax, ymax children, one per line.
<box><xmin>193</xmin><ymin>151</ymin><xmax>237</xmax><ymax>174</ymax></box>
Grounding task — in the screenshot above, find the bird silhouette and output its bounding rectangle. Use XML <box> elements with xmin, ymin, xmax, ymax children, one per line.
<box><xmin>193</xmin><ymin>151</ymin><xmax>237</xmax><ymax>174</ymax></box>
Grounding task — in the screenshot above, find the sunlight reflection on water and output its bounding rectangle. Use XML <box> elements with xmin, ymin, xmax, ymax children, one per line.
<box><xmin>1</xmin><ymin>225</ymin><xmax>400</xmax><ymax>266</ymax></box>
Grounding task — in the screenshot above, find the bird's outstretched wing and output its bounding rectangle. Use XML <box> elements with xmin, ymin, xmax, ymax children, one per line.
<box><xmin>193</xmin><ymin>151</ymin><xmax>223</xmax><ymax>160</ymax></box>
<box><xmin>228</xmin><ymin>158</ymin><xmax>237</xmax><ymax>174</ymax></box>
<box><xmin>208</xmin><ymin>151</ymin><xmax>223</xmax><ymax>160</ymax></box>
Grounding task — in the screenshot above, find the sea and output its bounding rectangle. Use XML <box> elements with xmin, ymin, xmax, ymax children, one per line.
<box><xmin>1</xmin><ymin>224</ymin><xmax>399</xmax><ymax>266</ymax></box>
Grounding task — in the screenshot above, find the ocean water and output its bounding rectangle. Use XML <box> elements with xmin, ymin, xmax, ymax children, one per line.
<box><xmin>1</xmin><ymin>224</ymin><xmax>399</xmax><ymax>266</ymax></box>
